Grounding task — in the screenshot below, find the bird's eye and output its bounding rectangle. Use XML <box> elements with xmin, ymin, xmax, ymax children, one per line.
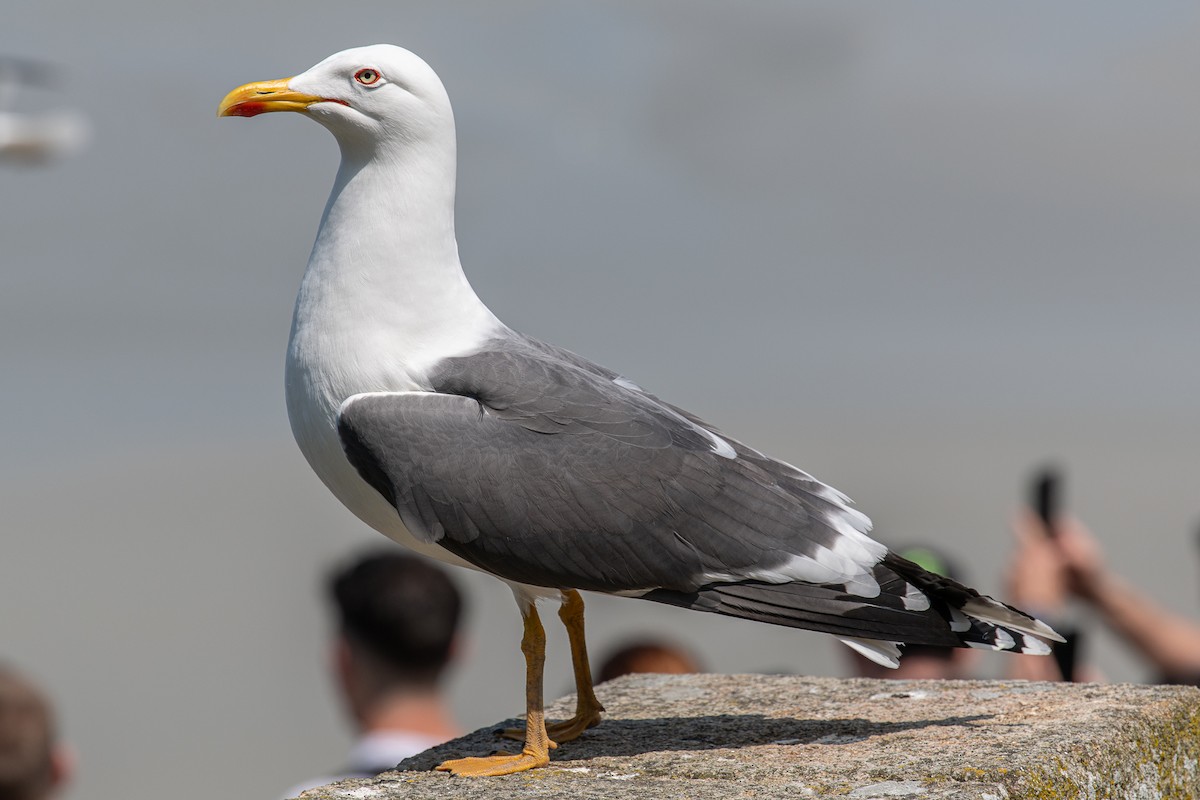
<box><xmin>354</xmin><ymin>68</ymin><xmax>381</xmax><ymax>86</ymax></box>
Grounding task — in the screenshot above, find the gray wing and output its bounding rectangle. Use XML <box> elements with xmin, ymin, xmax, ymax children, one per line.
<box><xmin>336</xmin><ymin>335</ymin><xmax>882</xmax><ymax>595</ymax></box>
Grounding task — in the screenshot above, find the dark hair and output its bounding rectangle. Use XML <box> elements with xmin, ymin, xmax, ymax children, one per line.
<box><xmin>0</xmin><ymin>666</ymin><xmax>54</xmax><ymax>800</ymax></box>
<box><xmin>329</xmin><ymin>551</ymin><xmax>463</xmax><ymax>685</ymax></box>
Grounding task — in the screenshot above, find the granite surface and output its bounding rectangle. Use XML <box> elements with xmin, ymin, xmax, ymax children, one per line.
<box><xmin>295</xmin><ymin>673</ymin><xmax>1200</xmax><ymax>799</ymax></box>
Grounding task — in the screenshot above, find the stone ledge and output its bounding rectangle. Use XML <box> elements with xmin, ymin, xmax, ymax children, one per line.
<box><xmin>297</xmin><ymin>674</ymin><xmax>1200</xmax><ymax>799</ymax></box>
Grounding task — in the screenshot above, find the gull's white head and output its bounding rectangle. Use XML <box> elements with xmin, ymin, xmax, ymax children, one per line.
<box><xmin>218</xmin><ymin>44</ymin><xmax>453</xmax><ymax>156</ymax></box>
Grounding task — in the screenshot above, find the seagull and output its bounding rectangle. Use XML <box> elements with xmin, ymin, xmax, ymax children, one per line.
<box><xmin>0</xmin><ymin>56</ymin><xmax>89</xmax><ymax>164</ymax></box>
<box><xmin>219</xmin><ymin>44</ymin><xmax>1062</xmax><ymax>777</ymax></box>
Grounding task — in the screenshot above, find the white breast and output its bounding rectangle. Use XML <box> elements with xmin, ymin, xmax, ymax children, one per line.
<box><xmin>277</xmin><ymin>74</ymin><xmax>517</xmax><ymax>575</ymax></box>
<box><xmin>283</xmin><ymin>262</ymin><xmax>503</xmax><ymax>568</ymax></box>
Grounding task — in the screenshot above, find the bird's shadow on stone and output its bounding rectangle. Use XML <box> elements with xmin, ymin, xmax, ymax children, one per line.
<box><xmin>398</xmin><ymin>712</ymin><xmax>992</xmax><ymax>771</ymax></box>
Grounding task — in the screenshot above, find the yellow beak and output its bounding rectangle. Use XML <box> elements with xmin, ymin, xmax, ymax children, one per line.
<box><xmin>217</xmin><ymin>78</ymin><xmax>333</xmax><ymax>118</ymax></box>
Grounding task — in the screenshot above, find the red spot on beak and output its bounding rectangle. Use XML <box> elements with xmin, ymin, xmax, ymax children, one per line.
<box><xmin>227</xmin><ymin>102</ymin><xmax>268</xmax><ymax>117</ymax></box>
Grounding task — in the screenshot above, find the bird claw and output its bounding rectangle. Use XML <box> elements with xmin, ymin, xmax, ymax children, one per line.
<box><xmin>435</xmin><ymin>748</ymin><xmax>550</xmax><ymax>777</ymax></box>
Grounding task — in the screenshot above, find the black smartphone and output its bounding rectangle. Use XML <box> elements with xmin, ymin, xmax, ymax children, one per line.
<box><xmin>1031</xmin><ymin>467</ymin><xmax>1060</xmax><ymax>537</ymax></box>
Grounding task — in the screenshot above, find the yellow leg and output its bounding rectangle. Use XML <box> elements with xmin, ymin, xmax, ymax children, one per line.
<box><xmin>436</xmin><ymin>604</ymin><xmax>552</xmax><ymax>776</ymax></box>
<box><xmin>502</xmin><ymin>589</ymin><xmax>605</xmax><ymax>745</ymax></box>
<box><xmin>549</xmin><ymin>590</ymin><xmax>606</xmax><ymax>741</ymax></box>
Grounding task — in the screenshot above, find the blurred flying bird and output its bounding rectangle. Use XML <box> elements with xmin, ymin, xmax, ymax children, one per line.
<box><xmin>0</xmin><ymin>56</ymin><xmax>88</xmax><ymax>164</ymax></box>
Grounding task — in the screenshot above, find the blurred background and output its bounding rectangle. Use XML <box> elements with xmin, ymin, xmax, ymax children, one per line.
<box><xmin>3</xmin><ymin>1</ymin><xmax>1199</xmax><ymax>797</ymax></box>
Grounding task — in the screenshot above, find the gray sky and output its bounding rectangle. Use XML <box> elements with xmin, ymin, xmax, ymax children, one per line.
<box><xmin>3</xmin><ymin>3</ymin><xmax>1200</xmax><ymax>799</ymax></box>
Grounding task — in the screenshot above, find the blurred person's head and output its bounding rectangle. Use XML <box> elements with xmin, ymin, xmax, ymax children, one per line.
<box><xmin>327</xmin><ymin>551</ymin><xmax>463</xmax><ymax>730</ymax></box>
<box><xmin>844</xmin><ymin>545</ymin><xmax>980</xmax><ymax>680</ymax></box>
<box><xmin>596</xmin><ymin>640</ymin><xmax>703</xmax><ymax>683</ymax></box>
<box><xmin>0</xmin><ymin>666</ymin><xmax>71</xmax><ymax>800</ymax></box>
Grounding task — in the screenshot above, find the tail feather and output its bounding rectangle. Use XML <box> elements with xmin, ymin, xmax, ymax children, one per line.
<box><xmin>959</xmin><ymin>597</ymin><xmax>1064</xmax><ymax>644</ymax></box>
<box><xmin>885</xmin><ymin>552</ymin><xmax>1065</xmax><ymax>649</ymax></box>
<box><xmin>641</xmin><ymin>551</ymin><xmax>1061</xmax><ymax>666</ymax></box>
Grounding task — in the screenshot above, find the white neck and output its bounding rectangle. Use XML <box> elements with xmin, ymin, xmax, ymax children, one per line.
<box><xmin>288</xmin><ymin>136</ymin><xmax>503</xmax><ymax>403</ymax></box>
<box><xmin>283</xmin><ymin>129</ymin><xmax>505</xmax><ymax>545</ymax></box>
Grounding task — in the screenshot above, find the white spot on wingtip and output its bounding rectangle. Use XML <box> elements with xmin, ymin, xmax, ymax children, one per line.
<box><xmin>948</xmin><ymin>607</ymin><xmax>972</xmax><ymax>632</ymax></box>
<box><xmin>967</xmin><ymin>630</ymin><xmax>1018</xmax><ymax>652</ymax></box>
<box><xmin>992</xmin><ymin>628</ymin><xmax>1016</xmax><ymax>650</ymax></box>
<box><xmin>902</xmin><ymin>583</ymin><xmax>930</xmax><ymax>611</ymax></box>
<box><xmin>1021</xmin><ymin>637</ymin><xmax>1052</xmax><ymax>656</ymax></box>
<box><xmin>839</xmin><ymin>637</ymin><xmax>901</xmax><ymax>668</ymax></box>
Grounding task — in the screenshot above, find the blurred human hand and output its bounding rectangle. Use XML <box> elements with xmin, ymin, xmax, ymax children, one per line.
<box><xmin>1053</xmin><ymin>517</ymin><xmax>1108</xmax><ymax>601</ymax></box>
<box><xmin>1006</xmin><ymin>510</ymin><xmax>1070</xmax><ymax>614</ymax></box>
